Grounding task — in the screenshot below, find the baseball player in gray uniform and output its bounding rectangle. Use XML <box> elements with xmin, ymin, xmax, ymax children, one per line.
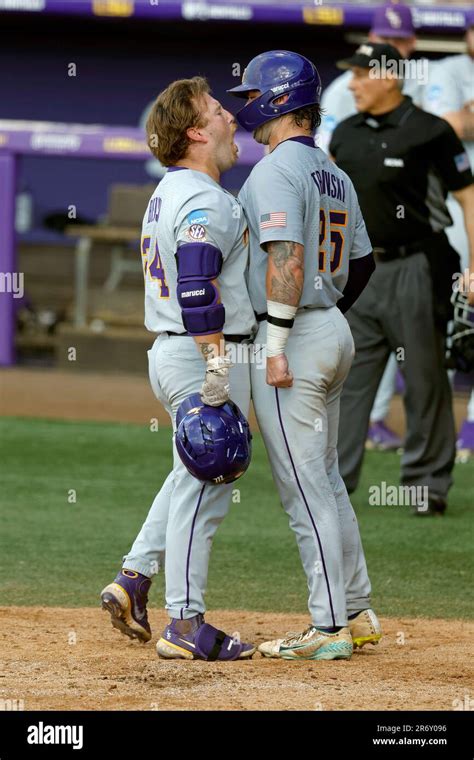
<box><xmin>101</xmin><ymin>76</ymin><xmax>257</xmax><ymax>661</ymax></box>
<box><xmin>229</xmin><ymin>51</ymin><xmax>382</xmax><ymax>660</ymax></box>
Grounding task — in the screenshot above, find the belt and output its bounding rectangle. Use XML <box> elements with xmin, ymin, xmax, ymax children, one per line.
<box><xmin>373</xmin><ymin>231</ymin><xmax>446</xmax><ymax>262</ymax></box>
<box><xmin>165</xmin><ymin>331</ymin><xmax>251</xmax><ymax>344</ymax></box>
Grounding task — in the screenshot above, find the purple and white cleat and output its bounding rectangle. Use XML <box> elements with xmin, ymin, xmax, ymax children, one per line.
<box><xmin>366</xmin><ymin>420</ymin><xmax>403</xmax><ymax>451</ymax></box>
<box><xmin>156</xmin><ymin>614</ymin><xmax>256</xmax><ymax>661</ymax></box>
<box><xmin>456</xmin><ymin>420</ymin><xmax>474</xmax><ymax>463</ymax></box>
<box><xmin>101</xmin><ymin>569</ymin><xmax>152</xmax><ymax>643</ymax></box>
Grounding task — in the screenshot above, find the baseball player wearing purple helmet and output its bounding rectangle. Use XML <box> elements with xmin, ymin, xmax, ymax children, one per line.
<box><xmin>229</xmin><ymin>51</ymin><xmax>382</xmax><ymax>659</ymax></box>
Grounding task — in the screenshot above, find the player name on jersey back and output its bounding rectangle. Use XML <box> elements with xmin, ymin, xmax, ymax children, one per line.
<box><xmin>311</xmin><ymin>169</ymin><xmax>346</xmax><ymax>202</ymax></box>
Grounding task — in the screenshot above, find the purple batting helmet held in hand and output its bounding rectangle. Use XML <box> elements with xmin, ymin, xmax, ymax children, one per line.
<box><xmin>175</xmin><ymin>393</ymin><xmax>252</xmax><ymax>485</ymax></box>
<box><xmin>227</xmin><ymin>50</ymin><xmax>322</xmax><ymax>132</ymax></box>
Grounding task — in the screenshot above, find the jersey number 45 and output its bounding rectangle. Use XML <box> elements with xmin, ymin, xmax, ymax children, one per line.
<box><xmin>318</xmin><ymin>209</ymin><xmax>347</xmax><ymax>274</ymax></box>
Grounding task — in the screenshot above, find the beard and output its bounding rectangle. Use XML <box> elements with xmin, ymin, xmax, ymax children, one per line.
<box><xmin>217</xmin><ymin>144</ymin><xmax>238</xmax><ymax>173</ymax></box>
<box><xmin>253</xmin><ymin>121</ymin><xmax>275</xmax><ymax>145</ymax></box>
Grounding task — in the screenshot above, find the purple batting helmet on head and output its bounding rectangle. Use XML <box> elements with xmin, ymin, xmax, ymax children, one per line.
<box><xmin>227</xmin><ymin>50</ymin><xmax>322</xmax><ymax>132</ymax></box>
<box><xmin>175</xmin><ymin>393</ymin><xmax>252</xmax><ymax>485</ymax></box>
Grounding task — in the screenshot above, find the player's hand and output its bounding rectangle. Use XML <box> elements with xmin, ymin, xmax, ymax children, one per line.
<box><xmin>200</xmin><ymin>354</ymin><xmax>233</xmax><ymax>406</ymax></box>
<box><xmin>266</xmin><ymin>354</ymin><xmax>293</xmax><ymax>388</ymax></box>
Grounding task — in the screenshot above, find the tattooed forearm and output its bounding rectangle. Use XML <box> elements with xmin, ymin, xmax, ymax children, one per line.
<box><xmin>265</xmin><ymin>240</ymin><xmax>304</xmax><ymax>306</ymax></box>
<box><xmin>199</xmin><ymin>342</ymin><xmax>216</xmax><ymax>360</ymax></box>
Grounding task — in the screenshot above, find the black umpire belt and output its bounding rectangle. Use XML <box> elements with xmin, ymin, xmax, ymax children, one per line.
<box><xmin>373</xmin><ymin>231</ymin><xmax>447</xmax><ymax>262</ymax></box>
<box><xmin>165</xmin><ymin>331</ymin><xmax>251</xmax><ymax>344</ymax></box>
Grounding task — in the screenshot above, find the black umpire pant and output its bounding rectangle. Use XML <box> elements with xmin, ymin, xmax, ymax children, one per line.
<box><xmin>338</xmin><ymin>249</ymin><xmax>456</xmax><ymax>500</ymax></box>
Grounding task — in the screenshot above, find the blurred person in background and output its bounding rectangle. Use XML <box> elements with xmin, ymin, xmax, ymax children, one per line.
<box><xmin>330</xmin><ymin>43</ymin><xmax>474</xmax><ymax>516</ymax></box>
<box><xmin>424</xmin><ymin>12</ymin><xmax>474</xmax><ymax>461</ymax></box>
<box><xmin>319</xmin><ymin>0</ymin><xmax>423</xmax><ymax>452</ymax></box>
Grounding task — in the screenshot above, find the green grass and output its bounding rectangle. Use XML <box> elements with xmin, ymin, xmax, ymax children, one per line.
<box><xmin>0</xmin><ymin>417</ymin><xmax>472</xmax><ymax>619</ymax></box>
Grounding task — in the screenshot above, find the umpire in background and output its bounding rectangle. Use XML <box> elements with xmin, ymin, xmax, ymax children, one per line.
<box><xmin>330</xmin><ymin>43</ymin><xmax>474</xmax><ymax>515</ymax></box>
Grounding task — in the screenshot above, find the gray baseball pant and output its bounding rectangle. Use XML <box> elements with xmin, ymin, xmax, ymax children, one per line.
<box><xmin>251</xmin><ymin>306</ymin><xmax>372</xmax><ymax>627</ymax></box>
<box><xmin>123</xmin><ymin>333</ymin><xmax>251</xmax><ymax>619</ymax></box>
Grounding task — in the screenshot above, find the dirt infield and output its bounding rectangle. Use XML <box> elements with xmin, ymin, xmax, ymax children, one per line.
<box><xmin>1</xmin><ymin>371</ymin><xmax>472</xmax><ymax>712</ymax></box>
<box><xmin>1</xmin><ymin>607</ymin><xmax>471</xmax><ymax>711</ymax></box>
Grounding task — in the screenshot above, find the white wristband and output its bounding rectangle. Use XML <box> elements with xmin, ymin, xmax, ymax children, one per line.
<box><xmin>266</xmin><ymin>300</ymin><xmax>297</xmax><ymax>358</ymax></box>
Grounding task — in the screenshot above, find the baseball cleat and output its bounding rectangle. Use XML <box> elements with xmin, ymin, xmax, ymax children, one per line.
<box><xmin>456</xmin><ymin>420</ymin><xmax>474</xmax><ymax>464</ymax></box>
<box><xmin>156</xmin><ymin>614</ymin><xmax>256</xmax><ymax>661</ymax></box>
<box><xmin>349</xmin><ymin>608</ymin><xmax>382</xmax><ymax>648</ymax></box>
<box><xmin>101</xmin><ymin>569</ymin><xmax>152</xmax><ymax>643</ymax></box>
<box><xmin>258</xmin><ymin>625</ymin><xmax>353</xmax><ymax>661</ymax></box>
<box><xmin>366</xmin><ymin>421</ymin><xmax>403</xmax><ymax>451</ymax></box>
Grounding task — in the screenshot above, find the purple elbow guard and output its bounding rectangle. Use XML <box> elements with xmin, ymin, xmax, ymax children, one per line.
<box><xmin>176</xmin><ymin>242</ymin><xmax>225</xmax><ymax>335</ymax></box>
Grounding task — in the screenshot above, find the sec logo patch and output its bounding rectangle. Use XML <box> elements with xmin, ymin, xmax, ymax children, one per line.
<box><xmin>186</xmin><ymin>224</ymin><xmax>207</xmax><ymax>241</ymax></box>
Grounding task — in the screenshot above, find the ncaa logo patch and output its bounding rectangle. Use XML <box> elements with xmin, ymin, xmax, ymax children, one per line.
<box><xmin>187</xmin><ymin>209</ymin><xmax>209</xmax><ymax>225</ymax></box>
<box><xmin>186</xmin><ymin>224</ymin><xmax>207</xmax><ymax>241</ymax></box>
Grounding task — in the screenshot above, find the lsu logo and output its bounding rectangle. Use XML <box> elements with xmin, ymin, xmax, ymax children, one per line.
<box><xmin>386</xmin><ymin>8</ymin><xmax>402</xmax><ymax>29</ymax></box>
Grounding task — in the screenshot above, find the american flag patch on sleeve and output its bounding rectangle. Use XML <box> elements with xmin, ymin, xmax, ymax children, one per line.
<box><xmin>260</xmin><ymin>212</ymin><xmax>287</xmax><ymax>230</ymax></box>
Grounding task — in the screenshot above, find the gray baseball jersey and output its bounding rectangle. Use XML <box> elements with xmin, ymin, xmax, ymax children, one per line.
<box><xmin>423</xmin><ymin>54</ymin><xmax>473</xmax><ymax>268</ymax></box>
<box><xmin>423</xmin><ymin>54</ymin><xmax>474</xmax><ymax>170</ymax></box>
<box><xmin>238</xmin><ymin>136</ymin><xmax>372</xmax><ymax>316</ymax></box>
<box><xmin>142</xmin><ymin>167</ymin><xmax>256</xmax><ymax>336</ymax></box>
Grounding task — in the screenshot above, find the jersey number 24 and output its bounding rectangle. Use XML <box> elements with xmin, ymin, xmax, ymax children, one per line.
<box><xmin>141</xmin><ymin>236</ymin><xmax>170</xmax><ymax>298</ymax></box>
<box><xmin>318</xmin><ymin>209</ymin><xmax>347</xmax><ymax>274</ymax></box>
